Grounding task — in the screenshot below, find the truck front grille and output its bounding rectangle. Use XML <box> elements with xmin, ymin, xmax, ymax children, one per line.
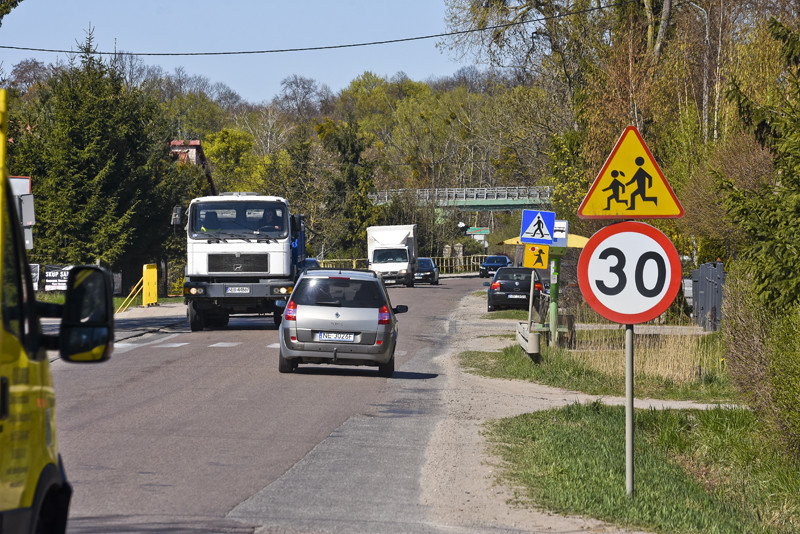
<box><xmin>208</xmin><ymin>254</ymin><xmax>268</xmax><ymax>273</ymax></box>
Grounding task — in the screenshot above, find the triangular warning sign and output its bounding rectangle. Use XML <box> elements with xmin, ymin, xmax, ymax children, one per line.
<box><xmin>522</xmin><ymin>213</ymin><xmax>552</xmax><ymax>241</ymax></box>
<box><xmin>578</xmin><ymin>126</ymin><xmax>684</xmax><ymax>219</ymax></box>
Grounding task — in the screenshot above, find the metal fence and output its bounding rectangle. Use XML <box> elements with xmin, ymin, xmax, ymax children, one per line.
<box><xmin>691</xmin><ymin>262</ymin><xmax>726</xmax><ymax>331</ymax></box>
<box><xmin>320</xmin><ymin>255</ymin><xmax>490</xmax><ymax>274</ymax></box>
<box><xmin>368</xmin><ymin>186</ymin><xmax>553</xmax><ymax>204</ymax></box>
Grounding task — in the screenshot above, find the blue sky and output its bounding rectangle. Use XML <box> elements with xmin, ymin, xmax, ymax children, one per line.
<box><xmin>0</xmin><ymin>1</ymin><xmax>478</xmax><ymax>104</ymax></box>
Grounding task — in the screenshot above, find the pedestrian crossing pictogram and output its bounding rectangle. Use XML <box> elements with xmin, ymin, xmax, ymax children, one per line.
<box><xmin>520</xmin><ymin>210</ymin><xmax>555</xmax><ymax>244</ymax></box>
<box><xmin>578</xmin><ymin>126</ymin><xmax>684</xmax><ymax>219</ymax></box>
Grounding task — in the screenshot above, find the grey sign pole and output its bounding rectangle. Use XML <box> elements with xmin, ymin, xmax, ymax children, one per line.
<box><xmin>626</xmin><ymin>323</ymin><xmax>634</xmax><ymax>496</ymax></box>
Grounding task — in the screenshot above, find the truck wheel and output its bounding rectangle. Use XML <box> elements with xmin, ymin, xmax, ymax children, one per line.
<box><xmin>273</xmin><ymin>310</ymin><xmax>283</xmax><ymax>327</ymax></box>
<box><xmin>406</xmin><ymin>276</ymin><xmax>415</xmax><ymax>288</ymax></box>
<box><xmin>188</xmin><ymin>303</ymin><xmax>205</xmax><ymax>331</ymax></box>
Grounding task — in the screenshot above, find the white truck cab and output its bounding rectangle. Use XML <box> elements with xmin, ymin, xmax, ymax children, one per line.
<box><xmin>182</xmin><ymin>192</ymin><xmax>306</xmax><ymax>331</ymax></box>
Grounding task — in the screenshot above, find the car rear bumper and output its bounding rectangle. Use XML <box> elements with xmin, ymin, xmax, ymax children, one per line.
<box><xmin>280</xmin><ymin>330</ymin><xmax>395</xmax><ymax>364</ymax></box>
<box><xmin>488</xmin><ymin>293</ymin><xmax>536</xmax><ymax>309</ymax></box>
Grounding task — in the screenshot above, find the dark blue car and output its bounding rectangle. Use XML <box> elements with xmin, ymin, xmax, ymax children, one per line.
<box><xmin>479</xmin><ymin>255</ymin><xmax>512</xmax><ymax>278</ymax></box>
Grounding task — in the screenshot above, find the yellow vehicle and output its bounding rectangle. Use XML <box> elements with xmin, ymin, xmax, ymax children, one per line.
<box><xmin>0</xmin><ymin>90</ymin><xmax>115</xmax><ymax>533</ymax></box>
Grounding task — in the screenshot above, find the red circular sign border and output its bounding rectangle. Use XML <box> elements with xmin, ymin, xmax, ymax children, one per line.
<box><xmin>578</xmin><ymin>221</ymin><xmax>682</xmax><ymax>324</ymax></box>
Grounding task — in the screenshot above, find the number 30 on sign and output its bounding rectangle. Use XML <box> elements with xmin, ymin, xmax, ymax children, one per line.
<box><xmin>578</xmin><ymin>221</ymin><xmax>682</xmax><ymax>324</ymax></box>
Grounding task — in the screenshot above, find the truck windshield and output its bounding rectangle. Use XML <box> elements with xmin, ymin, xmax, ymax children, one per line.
<box><xmin>190</xmin><ymin>201</ymin><xmax>288</xmax><ymax>238</ymax></box>
<box><xmin>373</xmin><ymin>248</ymin><xmax>408</xmax><ymax>263</ymax></box>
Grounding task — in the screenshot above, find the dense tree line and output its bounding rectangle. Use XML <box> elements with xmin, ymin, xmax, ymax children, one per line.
<box><xmin>1</xmin><ymin>0</ymin><xmax>799</xmax><ymax>455</ymax></box>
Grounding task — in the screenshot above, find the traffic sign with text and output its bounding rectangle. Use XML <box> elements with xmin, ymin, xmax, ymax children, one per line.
<box><xmin>578</xmin><ymin>221</ymin><xmax>681</xmax><ymax>324</ymax></box>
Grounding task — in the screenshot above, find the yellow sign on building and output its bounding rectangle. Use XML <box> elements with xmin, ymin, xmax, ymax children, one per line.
<box><xmin>578</xmin><ymin>126</ymin><xmax>684</xmax><ymax>219</ymax></box>
<box><xmin>524</xmin><ymin>244</ymin><xmax>549</xmax><ymax>269</ymax></box>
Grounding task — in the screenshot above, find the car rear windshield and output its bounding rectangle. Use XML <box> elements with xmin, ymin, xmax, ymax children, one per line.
<box><xmin>292</xmin><ymin>278</ymin><xmax>385</xmax><ymax>308</ymax></box>
<box><xmin>496</xmin><ymin>269</ymin><xmax>533</xmax><ymax>281</ymax></box>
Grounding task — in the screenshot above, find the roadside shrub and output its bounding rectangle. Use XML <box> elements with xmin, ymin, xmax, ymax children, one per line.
<box><xmin>765</xmin><ymin>306</ymin><xmax>800</xmax><ymax>457</ymax></box>
<box><xmin>723</xmin><ymin>260</ymin><xmax>800</xmax><ymax>461</ymax></box>
<box><xmin>721</xmin><ymin>262</ymin><xmax>772</xmax><ymax>414</ymax></box>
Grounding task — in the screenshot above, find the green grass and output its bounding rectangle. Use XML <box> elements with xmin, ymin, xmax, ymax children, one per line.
<box><xmin>486</xmin><ymin>403</ymin><xmax>800</xmax><ymax>533</ymax></box>
<box><xmin>460</xmin><ymin>343</ymin><xmax>737</xmax><ymax>403</ymax></box>
<box><xmin>463</xmin><ymin>315</ymin><xmax>798</xmax><ymax>532</ymax></box>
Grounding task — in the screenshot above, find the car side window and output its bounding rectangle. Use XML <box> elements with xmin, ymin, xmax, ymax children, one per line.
<box><xmin>1</xmin><ymin>184</ymin><xmax>34</xmax><ymax>347</ymax></box>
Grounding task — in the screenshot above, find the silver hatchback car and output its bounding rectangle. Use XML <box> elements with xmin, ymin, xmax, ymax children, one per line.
<box><xmin>278</xmin><ymin>269</ymin><xmax>408</xmax><ymax>376</ymax></box>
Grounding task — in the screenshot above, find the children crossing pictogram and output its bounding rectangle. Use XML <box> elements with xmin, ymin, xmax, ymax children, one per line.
<box><xmin>524</xmin><ymin>244</ymin><xmax>549</xmax><ymax>269</ymax></box>
<box><xmin>578</xmin><ymin>126</ymin><xmax>683</xmax><ymax>219</ymax></box>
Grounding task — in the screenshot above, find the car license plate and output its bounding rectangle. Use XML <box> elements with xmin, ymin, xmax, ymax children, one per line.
<box><xmin>507</xmin><ymin>294</ymin><xmax>527</xmax><ymax>299</ymax></box>
<box><xmin>318</xmin><ymin>332</ymin><xmax>354</xmax><ymax>342</ymax></box>
<box><xmin>226</xmin><ymin>286</ymin><xmax>250</xmax><ymax>294</ymax></box>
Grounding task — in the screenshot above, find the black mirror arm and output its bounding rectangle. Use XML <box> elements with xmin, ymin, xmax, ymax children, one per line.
<box><xmin>35</xmin><ymin>300</ymin><xmax>63</xmax><ymax>318</ymax></box>
<box><xmin>39</xmin><ymin>333</ymin><xmax>60</xmax><ymax>351</ymax></box>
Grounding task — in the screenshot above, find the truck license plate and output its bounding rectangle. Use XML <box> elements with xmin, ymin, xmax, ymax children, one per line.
<box><xmin>319</xmin><ymin>332</ymin><xmax>354</xmax><ymax>342</ymax></box>
<box><xmin>226</xmin><ymin>286</ymin><xmax>250</xmax><ymax>294</ymax></box>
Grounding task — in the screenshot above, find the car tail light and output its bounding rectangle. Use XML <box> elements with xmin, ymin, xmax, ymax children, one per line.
<box><xmin>378</xmin><ymin>305</ymin><xmax>391</xmax><ymax>325</ymax></box>
<box><xmin>534</xmin><ymin>281</ymin><xmax>543</xmax><ymax>291</ymax></box>
<box><xmin>285</xmin><ymin>300</ymin><xmax>297</xmax><ymax>321</ymax></box>
<box><xmin>490</xmin><ymin>281</ymin><xmax>501</xmax><ymax>290</ymax></box>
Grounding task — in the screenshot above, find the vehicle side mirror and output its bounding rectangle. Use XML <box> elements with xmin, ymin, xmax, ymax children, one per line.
<box><xmin>483</xmin><ymin>282</ymin><xmax>490</xmax><ymax>287</ymax></box>
<box><xmin>60</xmin><ymin>266</ymin><xmax>115</xmax><ymax>363</ymax></box>
<box><xmin>393</xmin><ymin>305</ymin><xmax>408</xmax><ymax>314</ymax></box>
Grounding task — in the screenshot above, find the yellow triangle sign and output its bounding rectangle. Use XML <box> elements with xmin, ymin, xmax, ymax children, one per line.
<box><xmin>578</xmin><ymin>126</ymin><xmax>683</xmax><ymax>219</ymax></box>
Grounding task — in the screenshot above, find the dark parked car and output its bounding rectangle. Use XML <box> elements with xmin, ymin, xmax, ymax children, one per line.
<box><xmin>485</xmin><ymin>267</ymin><xmax>542</xmax><ymax>312</ymax></box>
<box><xmin>415</xmin><ymin>257</ymin><xmax>440</xmax><ymax>285</ymax></box>
<box><xmin>298</xmin><ymin>257</ymin><xmax>321</xmax><ymax>272</ymax></box>
<box><xmin>479</xmin><ymin>255</ymin><xmax>512</xmax><ymax>278</ymax></box>
<box><xmin>279</xmin><ymin>269</ymin><xmax>408</xmax><ymax>376</ymax></box>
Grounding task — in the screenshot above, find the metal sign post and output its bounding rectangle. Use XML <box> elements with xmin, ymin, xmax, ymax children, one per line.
<box><xmin>626</xmin><ymin>323</ymin><xmax>634</xmax><ymax>495</ymax></box>
<box><xmin>578</xmin><ymin>126</ymin><xmax>685</xmax><ymax>498</ymax></box>
<box><xmin>549</xmin><ymin>258</ymin><xmax>560</xmax><ymax>347</ymax></box>
<box><xmin>578</xmin><ymin>222</ymin><xmax>681</xmax><ymax>497</ymax></box>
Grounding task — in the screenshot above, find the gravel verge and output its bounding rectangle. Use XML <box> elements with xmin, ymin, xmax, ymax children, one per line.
<box><xmin>420</xmin><ymin>293</ymin><xmax>718</xmax><ymax>533</ymax></box>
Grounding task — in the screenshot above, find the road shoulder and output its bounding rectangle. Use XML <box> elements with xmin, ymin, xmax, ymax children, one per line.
<box><xmin>420</xmin><ymin>293</ymin><xmax>677</xmax><ymax>533</ymax></box>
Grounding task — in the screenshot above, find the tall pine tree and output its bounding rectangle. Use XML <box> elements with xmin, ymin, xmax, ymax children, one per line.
<box><xmin>8</xmin><ymin>35</ymin><xmax>204</xmax><ymax>285</ymax></box>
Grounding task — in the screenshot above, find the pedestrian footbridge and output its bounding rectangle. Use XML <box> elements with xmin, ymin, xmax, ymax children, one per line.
<box><xmin>368</xmin><ymin>186</ymin><xmax>554</xmax><ymax>211</ymax></box>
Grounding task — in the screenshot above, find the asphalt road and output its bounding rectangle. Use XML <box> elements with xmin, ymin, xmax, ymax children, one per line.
<box><xmin>51</xmin><ymin>276</ymin><xmax>497</xmax><ymax>534</ymax></box>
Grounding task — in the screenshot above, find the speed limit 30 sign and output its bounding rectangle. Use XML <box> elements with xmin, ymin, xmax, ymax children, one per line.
<box><xmin>578</xmin><ymin>221</ymin><xmax>681</xmax><ymax>324</ymax></box>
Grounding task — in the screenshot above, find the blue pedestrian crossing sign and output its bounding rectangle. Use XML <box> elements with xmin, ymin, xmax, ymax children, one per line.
<box><xmin>520</xmin><ymin>210</ymin><xmax>555</xmax><ymax>245</ymax></box>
